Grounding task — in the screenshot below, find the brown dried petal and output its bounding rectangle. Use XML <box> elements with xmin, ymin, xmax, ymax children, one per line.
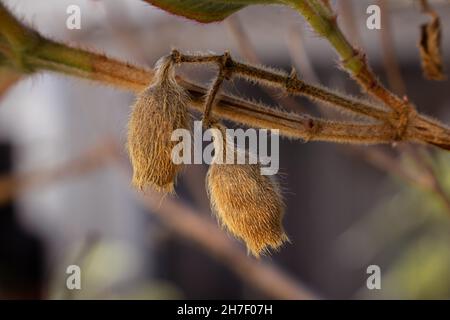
<box><xmin>419</xmin><ymin>15</ymin><xmax>446</xmax><ymax>81</ymax></box>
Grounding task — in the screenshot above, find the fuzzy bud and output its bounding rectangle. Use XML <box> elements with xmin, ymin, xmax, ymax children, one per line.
<box><xmin>127</xmin><ymin>55</ymin><xmax>190</xmax><ymax>192</ymax></box>
<box><xmin>206</xmin><ymin>124</ymin><xmax>288</xmax><ymax>257</ymax></box>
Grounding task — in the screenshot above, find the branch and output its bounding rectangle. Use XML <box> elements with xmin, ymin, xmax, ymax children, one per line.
<box><xmin>375</xmin><ymin>0</ymin><xmax>450</xmax><ymax>214</ymax></box>
<box><xmin>287</xmin><ymin>0</ymin><xmax>406</xmax><ymax>111</ymax></box>
<box><xmin>377</xmin><ymin>0</ymin><xmax>407</xmax><ymax>96</ymax></box>
<box><xmin>336</xmin><ymin>0</ymin><xmax>362</xmax><ymax>48</ymax></box>
<box><xmin>1</xmin><ymin>2</ymin><xmax>450</xmax><ymax>149</ymax></box>
<box><xmin>225</xmin><ymin>14</ymin><xmax>305</xmax><ymax>112</ymax></box>
<box><xmin>172</xmin><ymin>50</ymin><xmax>389</xmax><ymax>120</ymax></box>
<box><xmin>0</xmin><ymin>140</ymin><xmax>118</xmax><ymax>205</ymax></box>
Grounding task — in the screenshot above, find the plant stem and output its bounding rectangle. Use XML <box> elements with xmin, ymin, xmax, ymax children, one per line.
<box><xmin>1</xmin><ymin>3</ymin><xmax>450</xmax><ymax>149</ymax></box>
<box><xmin>174</xmin><ymin>50</ymin><xmax>390</xmax><ymax>120</ymax></box>
<box><xmin>374</xmin><ymin>0</ymin><xmax>450</xmax><ymax>214</ymax></box>
<box><xmin>23</xmin><ymin>41</ymin><xmax>398</xmax><ymax>143</ymax></box>
<box><xmin>0</xmin><ymin>3</ymin><xmax>37</xmax><ymax>50</ymax></box>
<box><xmin>25</xmin><ymin>39</ymin><xmax>150</xmax><ymax>92</ymax></box>
<box><xmin>285</xmin><ymin>0</ymin><xmax>407</xmax><ymax>112</ymax></box>
<box><xmin>377</xmin><ymin>0</ymin><xmax>407</xmax><ymax>96</ymax></box>
<box><xmin>30</xmin><ymin>43</ymin><xmax>396</xmax><ymax>144</ymax></box>
<box><xmin>226</xmin><ymin>14</ymin><xmax>303</xmax><ymax>112</ymax></box>
<box><xmin>141</xmin><ymin>189</ymin><xmax>318</xmax><ymax>300</ymax></box>
<box><xmin>201</xmin><ymin>56</ymin><xmax>229</xmax><ymax>128</ymax></box>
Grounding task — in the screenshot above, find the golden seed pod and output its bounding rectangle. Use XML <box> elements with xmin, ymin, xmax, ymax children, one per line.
<box><xmin>206</xmin><ymin>125</ymin><xmax>288</xmax><ymax>257</ymax></box>
<box><xmin>127</xmin><ymin>55</ymin><xmax>190</xmax><ymax>193</ymax></box>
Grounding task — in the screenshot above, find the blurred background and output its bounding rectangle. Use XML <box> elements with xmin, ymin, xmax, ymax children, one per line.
<box><xmin>0</xmin><ymin>0</ymin><xmax>450</xmax><ymax>299</ymax></box>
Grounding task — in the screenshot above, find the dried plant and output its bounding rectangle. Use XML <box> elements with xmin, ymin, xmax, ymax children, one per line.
<box><xmin>170</xmin><ymin>50</ymin><xmax>289</xmax><ymax>255</ymax></box>
<box><xmin>127</xmin><ymin>54</ymin><xmax>190</xmax><ymax>192</ymax></box>
<box><xmin>1</xmin><ymin>0</ymin><xmax>450</xmax><ymax>257</ymax></box>
<box><xmin>1</xmin><ymin>1</ymin><xmax>449</xmax><ymax>148</ymax></box>
<box><xmin>418</xmin><ymin>0</ymin><xmax>447</xmax><ymax>80</ymax></box>
<box><xmin>206</xmin><ymin>124</ymin><xmax>288</xmax><ymax>256</ymax></box>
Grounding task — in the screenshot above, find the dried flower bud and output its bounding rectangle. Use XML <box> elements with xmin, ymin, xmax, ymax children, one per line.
<box><xmin>206</xmin><ymin>125</ymin><xmax>288</xmax><ymax>257</ymax></box>
<box><xmin>419</xmin><ymin>14</ymin><xmax>446</xmax><ymax>81</ymax></box>
<box><xmin>127</xmin><ymin>55</ymin><xmax>190</xmax><ymax>192</ymax></box>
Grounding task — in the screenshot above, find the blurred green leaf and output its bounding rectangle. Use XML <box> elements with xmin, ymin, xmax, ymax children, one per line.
<box><xmin>142</xmin><ymin>0</ymin><xmax>281</xmax><ymax>23</ymax></box>
<box><xmin>349</xmin><ymin>150</ymin><xmax>450</xmax><ymax>299</ymax></box>
<box><xmin>376</xmin><ymin>235</ymin><xmax>450</xmax><ymax>299</ymax></box>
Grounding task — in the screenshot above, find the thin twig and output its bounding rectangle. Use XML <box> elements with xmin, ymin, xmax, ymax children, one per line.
<box><xmin>289</xmin><ymin>0</ymin><xmax>406</xmax><ymax>112</ymax></box>
<box><xmin>419</xmin><ymin>0</ymin><xmax>433</xmax><ymax>14</ymax></box>
<box><xmin>377</xmin><ymin>0</ymin><xmax>407</xmax><ymax>96</ymax></box>
<box><xmin>0</xmin><ymin>67</ymin><xmax>21</xmax><ymax>99</ymax></box>
<box><xmin>200</xmin><ymin>52</ymin><xmax>230</xmax><ymax>127</ymax></box>
<box><xmin>402</xmin><ymin>144</ymin><xmax>450</xmax><ymax>213</ymax></box>
<box><xmin>418</xmin><ymin>0</ymin><xmax>446</xmax><ymax>80</ymax></box>
<box><xmin>336</xmin><ymin>0</ymin><xmax>363</xmax><ymax>48</ymax></box>
<box><xmin>374</xmin><ymin>0</ymin><xmax>450</xmax><ymax>215</ymax></box>
<box><xmin>0</xmin><ymin>141</ymin><xmax>320</xmax><ymax>300</ymax></box>
<box><xmin>286</xmin><ymin>24</ymin><xmax>320</xmax><ymax>84</ymax></box>
<box><xmin>0</xmin><ymin>143</ymin><xmax>317</xmax><ymax>299</ymax></box>
<box><xmin>0</xmin><ymin>139</ymin><xmax>118</xmax><ymax>204</ymax></box>
<box><xmin>62</xmin><ymin>233</ymin><xmax>100</xmax><ymax>300</ymax></box>
<box><xmin>172</xmin><ymin>50</ymin><xmax>450</xmax><ymax>149</ymax></box>
<box><xmin>286</xmin><ymin>6</ymin><xmax>450</xmax><ymax>214</ymax></box>
<box><xmin>354</xmin><ymin>147</ymin><xmax>433</xmax><ymax>189</ymax></box>
<box><xmin>140</xmin><ymin>191</ymin><xmax>318</xmax><ymax>299</ymax></box>
<box><xmin>1</xmin><ymin>3</ymin><xmax>450</xmax><ymax>149</ymax></box>
<box><xmin>225</xmin><ymin>15</ymin><xmax>260</xmax><ymax>64</ymax></box>
<box><xmin>225</xmin><ymin>14</ymin><xmax>304</xmax><ymax>112</ymax></box>
<box><xmin>173</xmin><ymin>50</ymin><xmax>390</xmax><ymax>120</ymax></box>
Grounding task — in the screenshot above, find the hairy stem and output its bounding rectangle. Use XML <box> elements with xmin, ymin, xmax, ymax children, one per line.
<box><xmin>285</xmin><ymin>0</ymin><xmax>407</xmax><ymax>112</ymax></box>
<box><xmin>226</xmin><ymin>14</ymin><xmax>304</xmax><ymax>112</ymax></box>
<box><xmin>1</xmin><ymin>3</ymin><xmax>450</xmax><ymax>149</ymax></box>
<box><xmin>174</xmin><ymin>50</ymin><xmax>390</xmax><ymax>120</ymax></box>
<box><xmin>30</xmin><ymin>43</ymin><xmax>396</xmax><ymax>144</ymax></box>
<box><xmin>377</xmin><ymin>0</ymin><xmax>407</xmax><ymax>96</ymax></box>
<box><xmin>200</xmin><ymin>53</ymin><xmax>230</xmax><ymax>127</ymax></box>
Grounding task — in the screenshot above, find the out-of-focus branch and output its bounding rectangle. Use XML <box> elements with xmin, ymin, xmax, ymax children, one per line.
<box><xmin>0</xmin><ymin>139</ymin><xmax>318</xmax><ymax>300</ymax></box>
<box><xmin>375</xmin><ymin>0</ymin><xmax>450</xmax><ymax>214</ymax></box>
<box><xmin>0</xmin><ymin>67</ymin><xmax>21</xmax><ymax>99</ymax></box>
<box><xmin>225</xmin><ymin>15</ymin><xmax>260</xmax><ymax>64</ymax></box>
<box><xmin>336</xmin><ymin>0</ymin><xmax>362</xmax><ymax>48</ymax></box>
<box><xmin>418</xmin><ymin>0</ymin><xmax>447</xmax><ymax>81</ymax></box>
<box><xmin>286</xmin><ymin>24</ymin><xmax>320</xmax><ymax>84</ymax></box>
<box><xmin>377</xmin><ymin>0</ymin><xmax>407</xmax><ymax>96</ymax></box>
<box><xmin>62</xmin><ymin>233</ymin><xmax>100</xmax><ymax>300</ymax></box>
<box><xmin>141</xmin><ymin>191</ymin><xmax>318</xmax><ymax>300</ymax></box>
<box><xmin>290</xmin><ymin>0</ymin><xmax>405</xmax><ymax>112</ymax></box>
<box><xmin>286</xmin><ymin>2</ymin><xmax>450</xmax><ymax>215</ymax></box>
<box><xmin>288</xmin><ymin>9</ymin><xmax>433</xmax><ymax>192</ymax></box>
<box><xmin>225</xmin><ymin>14</ymin><xmax>304</xmax><ymax>112</ymax></box>
<box><xmin>0</xmin><ymin>140</ymin><xmax>118</xmax><ymax>205</ymax></box>
<box><xmin>348</xmin><ymin>144</ymin><xmax>450</xmax><ymax>215</ymax></box>
<box><xmin>353</xmin><ymin>147</ymin><xmax>432</xmax><ymax>188</ymax></box>
<box><xmin>401</xmin><ymin>144</ymin><xmax>450</xmax><ymax>213</ymax></box>
<box><xmin>2</xmin><ymin>3</ymin><xmax>450</xmax><ymax>149</ymax></box>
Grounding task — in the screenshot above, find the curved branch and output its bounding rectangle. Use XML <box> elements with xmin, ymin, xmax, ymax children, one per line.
<box><xmin>1</xmin><ymin>2</ymin><xmax>450</xmax><ymax>150</ymax></box>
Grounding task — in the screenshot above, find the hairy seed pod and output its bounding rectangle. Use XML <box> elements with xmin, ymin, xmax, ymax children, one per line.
<box><xmin>206</xmin><ymin>125</ymin><xmax>288</xmax><ymax>257</ymax></box>
<box><xmin>127</xmin><ymin>55</ymin><xmax>190</xmax><ymax>192</ymax></box>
